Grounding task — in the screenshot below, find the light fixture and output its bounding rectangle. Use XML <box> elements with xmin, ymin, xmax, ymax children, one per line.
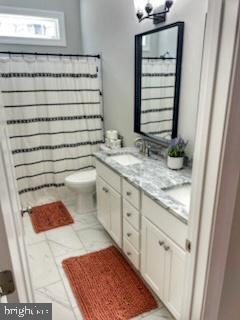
<box><xmin>134</xmin><ymin>0</ymin><xmax>173</xmax><ymax>24</ymax></box>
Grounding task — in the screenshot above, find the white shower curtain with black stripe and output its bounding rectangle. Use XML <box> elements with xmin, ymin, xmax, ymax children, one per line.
<box><xmin>0</xmin><ymin>55</ymin><xmax>104</xmax><ymax>207</ymax></box>
<box><xmin>141</xmin><ymin>58</ymin><xmax>176</xmax><ymax>139</ymax></box>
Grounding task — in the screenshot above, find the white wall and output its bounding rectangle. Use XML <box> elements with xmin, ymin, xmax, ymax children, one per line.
<box><xmin>0</xmin><ymin>0</ymin><xmax>82</xmax><ymax>53</ymax></box>
<box><xmin>80</xmin><ymin>0</ymin><xmax>208</xmax><ymax>156</ymax></box>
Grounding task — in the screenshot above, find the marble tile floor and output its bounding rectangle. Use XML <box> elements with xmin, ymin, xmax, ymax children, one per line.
<box><xmin>23</xmin><ymin>202</ymin><xmax>174</xmax><ymax>320</ymax></box>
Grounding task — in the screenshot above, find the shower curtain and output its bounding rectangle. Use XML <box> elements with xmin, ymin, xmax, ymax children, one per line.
<box><xmin>141</xmin><ymin>58</ymin><xmax>176</xmax><ymax>139</ymax></box>
<box><xmin>0</xmin><ymin>55</ymin><xmax>104</xmax><ymax>207</ymax></box>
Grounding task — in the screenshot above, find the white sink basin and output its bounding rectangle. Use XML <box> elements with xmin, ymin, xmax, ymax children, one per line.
<box><xmin>164</xmin><ymin>183</ymin><xmax>191</xmax><ymax>211</ymax></box>
<box><xmin>110</xmin><ymin>154</ymin><xmax>142</xmax><ymax>166</ymax></box>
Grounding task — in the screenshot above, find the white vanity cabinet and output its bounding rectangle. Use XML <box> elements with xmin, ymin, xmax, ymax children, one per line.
<box><xmin>141</xmin><ymin>194</ymin><xmax>187</xmax><ymax>320</ymax></box>
<box><xmin>122</xmin><ymin>179</ymin><xmax>140</xmax><ymax>209</ymax></box>
<box><xmin>96</xmin><ymin>177</ymin><xmax>110</xmax><ymax>230</ymax></box>
<box><xmin>122</xmin><ymin>181</ymin><xmax>141</xmax><ymax>270</ymax></box>
<box><xmin>141</xmin><ymin>218</ymin><xmax>166</xmax><ymax>299</ymax></box>
<box><xmin>163</xmin><ymin>233</ymin><xmax>186</xmax><ymax>319</ymax></box>
<box><xmin>95</xmin><ymin>159</ymin><xmax>187</xmax><ymax>319</ymax></box>
<box><xmin>96</xmin><ymin>161</ymin><xmax>122</xmax><ymax>247</ymax></box>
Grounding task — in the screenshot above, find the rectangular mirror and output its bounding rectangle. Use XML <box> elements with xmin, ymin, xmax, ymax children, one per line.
<box><xmin>135</xmin><ymin>22</ymin><xmax>184</xmax><ymax>144</ymax></box>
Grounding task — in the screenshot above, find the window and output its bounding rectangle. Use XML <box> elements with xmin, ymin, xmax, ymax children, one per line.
<box><xmin>0</xmin><ymin>7</ymin><xmax>66</xmax><ymax>46</ymax></box>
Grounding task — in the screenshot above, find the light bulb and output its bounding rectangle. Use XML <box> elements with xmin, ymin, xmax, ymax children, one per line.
<box><xmin>150</xmin><ymin>0</ymin><xmax>165</xmax><ymax>7</ymax></box>
<box><xmin>133</xmin><ymin>0</ymin><xmax>165</xmax><ymax>11</ymax></box>
<box><xmin>133</xmin><ymin>0</ymin><xmax>147</xmax><ymax>11</ymax></box>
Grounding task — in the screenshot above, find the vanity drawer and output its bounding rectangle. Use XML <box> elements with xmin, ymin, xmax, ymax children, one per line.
<box><xmin>142</xmin><ymin>194</ymin><xmax>188</xmax><ymax>249</ymax></box>
<box><xmin>96</xmin><ymin>159</ymin><xmax>121</xmax><ymax>193</ymax></box>
<box><xmin>122</xmin><ymin>179</ymin><xmax>140</xmax><ymax>209</ymax></box>
<box><xmin>123</xmin><ymin>239</ymin><xmax>140</xmax><ymax>270</ymax></box>
<box><xmin>123</xmin><ymin>200</ymin><xmax>140</xmax><ymax>231</ymax></box>
<box><xmin>123</xmin><ymin>219</ymin><xmax>140</xmax><ymax>251</ymax></box>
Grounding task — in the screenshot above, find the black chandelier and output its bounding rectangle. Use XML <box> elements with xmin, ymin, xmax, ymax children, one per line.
<box><xmin>135</xmin><ymin>1</ymin><xmax>173</xmax><ymax>24</ymax></box>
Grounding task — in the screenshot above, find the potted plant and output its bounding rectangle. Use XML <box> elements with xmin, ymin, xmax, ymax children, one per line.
<box><xmin>167</xmin><ymin>137</ymin><xmax>187</xmax><ymax>170</ymax></box>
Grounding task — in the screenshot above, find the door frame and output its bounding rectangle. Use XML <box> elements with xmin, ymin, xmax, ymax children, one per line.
<box><xmin>0</xmin><ymin>203</ymin><xmax>19</xmax><ymax>303</ymax></box>
<box><xmin>0</xmin><ymin>100</ymin><xmax>34</xmax><ymax>302</ymax></box>
<box><xmin>182</xmin><ymin>0</ymin><xmax>240</xmax><ymax>319</ymax></box>
<box><xmin>201</xmin><ymin>12</ymin><xmax>240</xmax><ymax>317</ymax></box>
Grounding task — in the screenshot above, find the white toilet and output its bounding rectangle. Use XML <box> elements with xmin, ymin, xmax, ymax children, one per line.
<box><xmin>65</xmin><ymin>169</ymin><xmax>96</xmax><ymax>214</ymax></box>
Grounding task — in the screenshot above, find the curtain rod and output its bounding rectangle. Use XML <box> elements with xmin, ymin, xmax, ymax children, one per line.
<box><xmin>0</xmin><ymin>51</ymin><xmax>100</xmax><ymax>59</ymax></box>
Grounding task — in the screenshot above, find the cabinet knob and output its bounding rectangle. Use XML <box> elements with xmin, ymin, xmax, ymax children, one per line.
<box><xmin>126</xmin><ymin>191</ymin><xmax>132</xmax><ymax>196</ymax></box>
<box><xmin>127</xmin><ymin>233</ymin><xmax>132</xmax><ymax>237</ymax></box>
<box><xmin>159</xmin><ymin>240</ymin><xmax>164</xmax><ymax>246</ymax></box>
<box><xmin>164</xmin><ymin>245</ymin><xmax>170</xmax><ymax>251</ymax></box>
<box><xmin>126</xmin><ymin>212</ymin><xmax>132</xmax><ymax>217</ymax></box>
<box><xmin>127</xmin><ymin>252</ymin><xmax>131</xmax><ymax>256</ymax></box>
<box><xmin>102</xmin><ymin>187</ymin><xmax>109</xmax><ymax>193</ymax></box>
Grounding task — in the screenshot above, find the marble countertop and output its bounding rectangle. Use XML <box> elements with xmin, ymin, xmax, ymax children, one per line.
<box><xmin>94</xmin><ymin>147</ymin><xmax>192</xmax><ymax>224</ymax></box>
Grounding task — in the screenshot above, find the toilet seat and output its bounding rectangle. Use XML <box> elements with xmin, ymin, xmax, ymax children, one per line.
<box><xmin>65</xmin><ymin>169</ymin><xmax>96</xmax><ymax>186</ymax></box>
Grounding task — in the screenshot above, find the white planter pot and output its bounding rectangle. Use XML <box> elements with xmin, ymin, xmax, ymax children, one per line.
<box><xmin>167</xmin><ymin>156</ymin><xmax>184</xmax><ymax>170</ymax></box>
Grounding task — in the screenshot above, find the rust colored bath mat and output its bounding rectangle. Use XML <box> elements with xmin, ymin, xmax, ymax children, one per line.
<box><xmin>30</xmin><ymin>201</ymin><xmax>74</xmax><ymax>233</ymax></box>
<box><xmin>62</xmin><ymin>246</ymin><xmax>158</xmax><ymax>320</ymax></box>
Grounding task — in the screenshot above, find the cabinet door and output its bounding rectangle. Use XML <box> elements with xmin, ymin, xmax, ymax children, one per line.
<box><xmin>164</xmin><ymin>238</ymin><xmax>186</xmax><ymax>320</ymax></box>
<box><xmin>96</xmin><ymin>176</ymin><xmax>110</xmax><ymax>231</ymax></box>
<box><xmin>141</xmin><ymin>218</ymin><xmax>166</xmax><ymax>300</ymax></box>
<box><xmin>109</xmin><ymin>185</ymin><xmax>122</xmax><ymax>247</ymax></box>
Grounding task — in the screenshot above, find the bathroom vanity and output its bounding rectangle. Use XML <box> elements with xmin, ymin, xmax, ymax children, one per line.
<box><xmin>94</xmin><ymin>148</ymin><xmax>191</xmax><ymax>320</ymax></box>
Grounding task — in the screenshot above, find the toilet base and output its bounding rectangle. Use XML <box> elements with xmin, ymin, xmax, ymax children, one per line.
<box><xmin>76</xmin><ymin>192</ymin><xmax>96</xmax><ymax>214</ymax></box>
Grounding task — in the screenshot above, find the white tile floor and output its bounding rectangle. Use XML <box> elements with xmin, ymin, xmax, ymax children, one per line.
<box><xmin>23</xmin><ymin>202</ymin><xmax>174</xmax><ymax>320</ymax></box>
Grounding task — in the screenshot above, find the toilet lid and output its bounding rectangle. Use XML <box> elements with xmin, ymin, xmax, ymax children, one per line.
<box><xmin>65</xmin><ymin>169</ymin><xmax>96</xmax><ymax>184</ymax></box>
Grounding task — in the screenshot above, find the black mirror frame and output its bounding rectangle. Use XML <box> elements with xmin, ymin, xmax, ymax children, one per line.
<box><xmin>134</xmin><ymin>21</ymin><xmax>184</xmax><ymax>145</ymax></box>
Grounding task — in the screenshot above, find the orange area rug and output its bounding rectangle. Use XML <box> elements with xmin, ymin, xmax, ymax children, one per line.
<box><xmin>62</xmin><ymin>246</ymin><xmax>158</xmax><ymax>320</ymax></box>
<box><xmin>30</xmin><ymin>201</ymin><xmax>74</xmax><ymax>233</ymax></box>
